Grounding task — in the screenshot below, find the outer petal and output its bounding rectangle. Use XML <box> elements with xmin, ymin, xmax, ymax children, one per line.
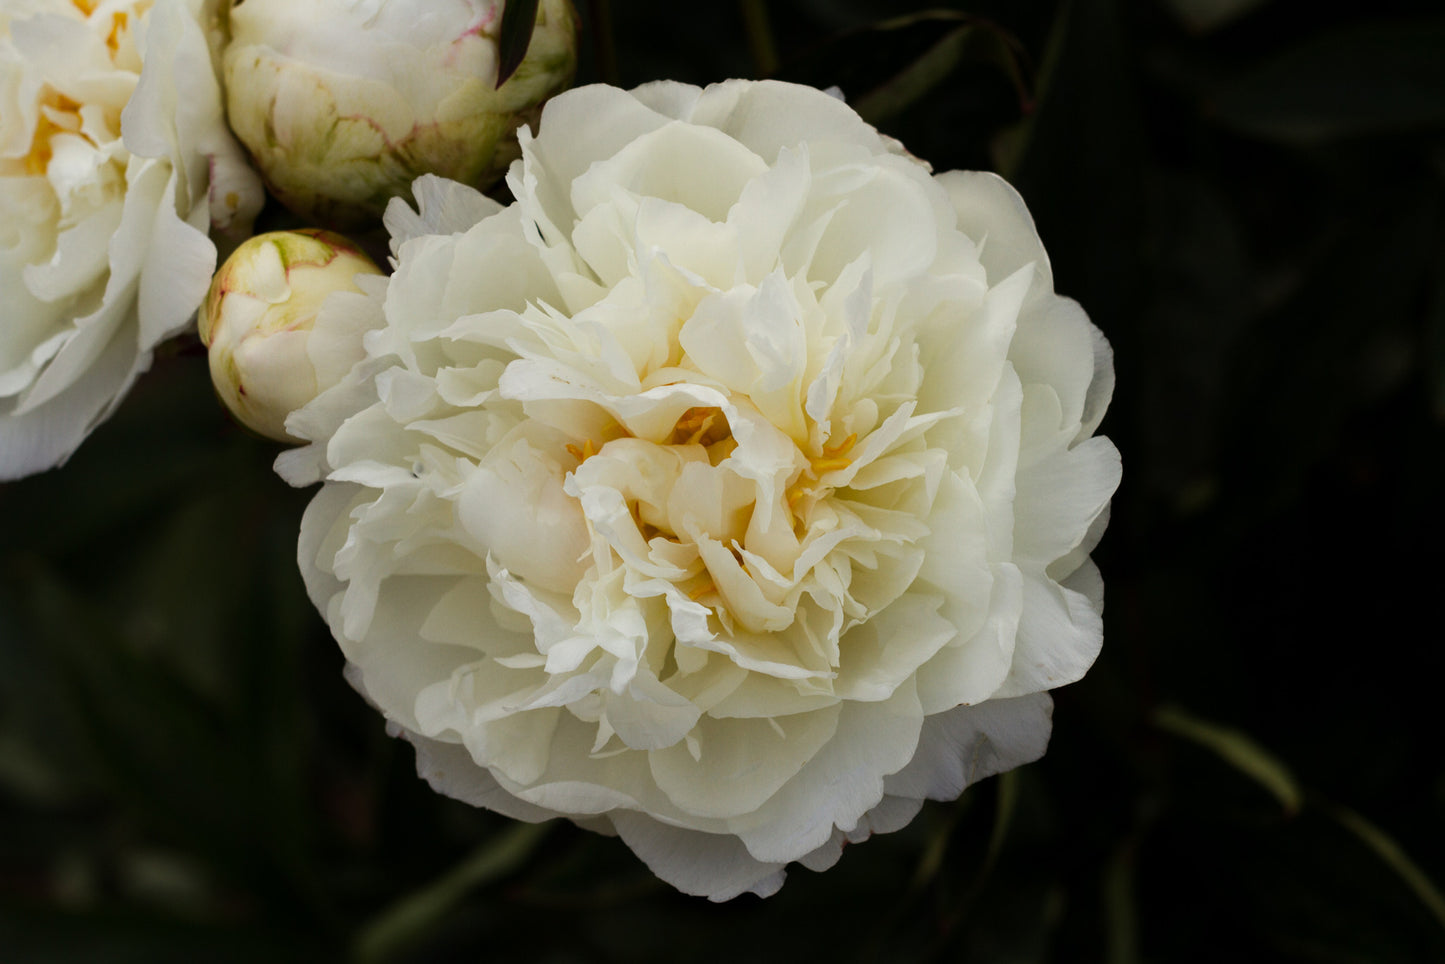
<box><xmin>1013</xmin><ymin>435</ymin><xmax>1122</xmax><ymax>568</ymax></box>
<box><xmin>383</xmin><ymin>173</ymin><xmax>503</xmax><ymax>253</ymax></box>
<box><xmin>513</xmin><ymin>83</ymin><xmax>677</xmax><ymax>237</ymax></box>
<box><xmin>883</xmin><ymin>693</ymin><xmax>1053</xmax><ymax>802</ymax></box>
<box><xmin>937</xmin><ymin>169</ymin><xmax>1053</xmax><ymax>295</ymax></box>
<box><xmin>992</xmin><ymin>572</ymin><xmax>1104</xmax><ymax>699</ymax></box>
<box><xmin>136</xmin><ymin>172</ymin><xmax>216</xmax><ymax>347</ymax></box>
<box><xmin>688</xmin><ymin>79</ymin><xmax>895</xmax><ymax>163</ymax></box>
<box><xmin>726</xmin><ymin>680</ymin><xmax>924</xmax><ymax>863</ymax></box>
<box><xmin>610</xmin><ymin>811</ymin><xmax>788</xmax><ymax>902</ymax></box>
<box><xmin>406</xmin><ymin>730</ymin><xmax>563</xmax><ymax>824</ymax></box>
<box><xmin>0</xmin><ymin>317</ymin><xmax>141</xmax><ymax>480</ymax></box>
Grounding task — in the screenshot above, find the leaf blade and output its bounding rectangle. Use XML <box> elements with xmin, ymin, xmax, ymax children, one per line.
<box><xmin>496</xmin><ymin>0</ymin><xmax>541</xmax><ymax>88</ymax></box>
<box><xmin>1153</xmin><ymin>704</ymin><xmax>1303</xmax><ymax>815</ymax></box>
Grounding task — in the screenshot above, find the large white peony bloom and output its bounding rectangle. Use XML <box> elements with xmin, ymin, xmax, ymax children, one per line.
<box><xmin>0</xmin><ymin>0</ymin><xmax>262</xmax><ymax>480</ymax></box>
<box><xmin>281</xmin><ymin>81</ymin><xmax>1121</xmax><ymax>901</ymax></box>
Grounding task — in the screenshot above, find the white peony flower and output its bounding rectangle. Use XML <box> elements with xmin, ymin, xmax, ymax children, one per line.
<box><xmin>223</xmin><ymin>0</ymin><xmax>578</xmax><ymax>226</ymax></box>
<box><xmin>0</xmin><ymin>0</ymin><xmax>263</xmax><ymax>480</ymax></box>
<box><xmin>282</xmin><ymin>81</ymin><xmax>1121</xmax><ymax>901</ymax></box>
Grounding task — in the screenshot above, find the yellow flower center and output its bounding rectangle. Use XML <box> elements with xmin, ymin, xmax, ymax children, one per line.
<box><xmin>785</xmin><ymin>431</ymin><xmax>857</xmax><ymax>523</ymax></box>
<box><xmin>22</xmin><ymin>90</ymin><xmax>89</xmax><ymax>176</ymax></box>
<box><xmin>564</xmin><ymin>438</ymin><xmax>599</xmax><ymax>463</ymax></box>
<box><xmin>73</xmin><ymin>0</ymin><xmax>141</xmax><ymax>55</ymax></box>
<box><xmin>16</xmin><ymin>2</ymin><xmax>147</xmax><ymax>178</ymax></box>
<box><xmin>666</xmin><ymin>406</ymin><xmax>731</xmax><ymax>448</ymax></box>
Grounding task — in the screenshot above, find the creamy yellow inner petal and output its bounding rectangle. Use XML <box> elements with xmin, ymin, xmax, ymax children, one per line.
<box><xmin>15</xmin><ymin>1</ymin><xmax>148</xmax><ymax>178</ymax></box>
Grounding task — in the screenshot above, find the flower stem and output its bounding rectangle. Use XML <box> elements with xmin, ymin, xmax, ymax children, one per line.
<box><xmin>353</xmin><ymin>821</ymin><xmax>551</xmax><ymax>964</ymax></box>
<box><xmin>586</xmin><ymin>0</ymin><xmax>619</xmax><ymax>85</ymax></box>
<box><xmin>740</xmin><ymin>0</ymin><xmax>779</xmax><ymax>77</ymax></box>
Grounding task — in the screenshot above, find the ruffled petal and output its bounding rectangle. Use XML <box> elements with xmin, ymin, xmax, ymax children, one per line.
<box><xmin>884</xmin><ymin>693</ymin><xmax>1053</xmax><ymax>802</ymax></box>
<box><xmin>610</xmin><ymin>811</ymin><xmax>788</xmax><ymax>902</ymax></box>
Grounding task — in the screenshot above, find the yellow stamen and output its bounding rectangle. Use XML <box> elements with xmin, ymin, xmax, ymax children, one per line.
<box><xmin>785</xmin><ymin>431</ymin><xmax>862</xmax><ymax>529</ymax></box>
<box><xmin>565</xmin><ymin>438</ymin><xmax>598</xmax><ymax>462</ymax></box>
<box><xmin>809</xmin><ymin>432</ymin><xmax>858</xmax><ymax>475</ymax></box>
<box><xmin>106</xmin><ymin>11</ymin><xmax>130</xmax><ymax>55</ymax></box>
<box><xmin>667</xmin><ymin>406</ymin><xmax>731</xmax><ymax>447</ymax></box>
<box><xmin>823</xmin><ymin>432</ymin><xmax>857</xmax><ymax>458</ymax></box>
<box><xmin>23</xmin><ymin>98</ymin><xmax>83</xmax><ymax>177</ymax></box>
<box><xmin>23</xmin><ymin>134</ymin><xmax>53</xmax><ymax>177</ymax></box>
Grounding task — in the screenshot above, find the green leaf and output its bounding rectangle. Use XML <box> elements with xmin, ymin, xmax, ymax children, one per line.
<box><xmin>496</xmin><ymin>0</ymin><xmax>541</xmax><ymax>88</ymax></box>
<box><xmin>852</xmin><ymin>13</ymin><xmax>1030</xmax><ymax>126</ymax></box>
<box><xmin>739</xmin><ymin>0</ymin><xmax>779</xmax><ymax>77</ymax></box>
<box><xmin>1159</xmin><ymin>0</ymin><xmax>1273</xmax><ymax>34</ymax></box>
<box><xmin>1153</xmin><ymin>704</ymin><xmax>1303</xmax><ymax>815</ymax></box>
<box><xmin>1102</xmin><ymin>841</ymin><xmax>1141</xmax><ymax>964</ymax></box>
<box><xmin>1208</xmin><ymin>19</ymin><xmax>1445</xmax><ymax>142</ymax></box>
<box><xmin>1327</xmin><ymin>805</ymin><xmax>1445</xmax><ymax>933</ymax></box>
<box><xmin>992</xmin><ymin>0</ymin><xmax>1071</xmax><ymax>179</ymax></box>
<box><xmin>354</xmin><ymin>821</ymin><xmax>550</xmax><ymax>964</ymax></box>
<box><xmin>772</xmin><ymin>10</ymin><xmax>1031</xmax><ymax>134</ymax></box>
<box><xmin>588</xmin><ymin>0</ymin><xmax>619</xmax><ymax>86</ymax></box>
<box><xmin>980</xmin><ymin>768</ymin><xmax>1020</xmax><ymax>877</ymax></box>
<box><xmin>907</xmin><ymin>801</ymin><xmax>962</xmax><ymax>894</ymax></box>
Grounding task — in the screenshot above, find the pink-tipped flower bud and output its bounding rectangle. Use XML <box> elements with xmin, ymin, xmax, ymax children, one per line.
<box><xmin>198</xmin><ymin>228</ymin><xmax>382</xmax><ymax>441</ymax></box>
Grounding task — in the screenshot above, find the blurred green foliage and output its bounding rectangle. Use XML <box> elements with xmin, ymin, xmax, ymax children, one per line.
<box><xmin>3</xmin><ymin>0</ymin><xmax>1444</xmax><ymax>960</ymax></box>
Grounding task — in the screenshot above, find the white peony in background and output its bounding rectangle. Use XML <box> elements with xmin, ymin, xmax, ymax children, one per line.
<box><xmin>223</xmin><ymin>0</ymin><xmax>577</xmax><ymax>225</ymax></box>
<box><xmin>0</xmin><ymin>0</ymin><xmax>262</xmax><ymax>480</ymax></box>
<box><xmin>281</xmin><ymin>79</ymin><xmax>1120</xmax><ymax>901</ymax></box>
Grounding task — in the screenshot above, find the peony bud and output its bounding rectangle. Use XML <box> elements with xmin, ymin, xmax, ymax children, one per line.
<box><xmin>223</xmin><ymin>0</ymin><xmax>579</xmax><ymax>226</ymax></box>
<box><xmin>199</xmin><ymin>229</ymin><xmax>382</xmax><ymax>442</ymax></box>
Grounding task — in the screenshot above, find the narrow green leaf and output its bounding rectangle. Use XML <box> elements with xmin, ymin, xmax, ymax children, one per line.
<box><xmin>907</xmin><ymin>807</ymin><xmax>959</xmax><ymax>893</ymax></box>
<box><xmin>496</xmin><ymin>0</ymin><xmax>541</xmax><ymax>88</ymax></box>
<box><xmin>854</xmin><ymin>24</ymin><xmax>976</xmax><ymax>125</ymax></box>
<box><xmin>587</xmin><ymin>0</ymin><xmax>619</xmax><ymax>86</ymax></box>
<box><xmin>354</xmin><ymin>821</ymin><xmax>550</xmax><ymax>964</ymax></box>
<box><xmin>739</xmin><ymin>0</ymin><xmax>778</xmax><ymax>77</ymax></box>
<box><xmin>1102</xmin><ymin>841</ymin><xmax>1140</xmax><ymax>964</ymax></box>
<box><xmin>852</xmin><ymin>14</ymin><xmax>1030</xmax><ymax>127</ymax></box>
<box><xmin>1153</xmin><ymin>704</ymin><xmax>1303</xmax><ymax>815</ymax></box>
<box><xmin>993</xmin><ymin>0</ymin><xmax>1071</xmax><ymax>178</ymax></box>
<box><xmin>1209</xmin><ymin>19</ymin><xmax>1445</xmax><ymax>142</ymax></box>
<box><xmin>1160</xmin><ymin>0</ymin><xmax>1273</xmax><ymax>34</ymax></box>
<box><xmin>981</xmin><ymin>768</ymin><xmax>1019</xmax><ymax>875</ymax></box>
<box><xmin>1328</xmin><ymin>805</ymin><xmax>1445</xmax><ymax>932</ymax></box>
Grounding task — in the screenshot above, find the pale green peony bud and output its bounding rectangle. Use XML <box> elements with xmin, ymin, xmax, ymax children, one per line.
<box><xmin>199</xmin><ymin>229</ymin><xmax>383</xmax><ymax>442</ymax></box>
<box><xmin>223</xmin><ymin>0</ymin><xmax>578</xmax><ymax>226</ymax></box>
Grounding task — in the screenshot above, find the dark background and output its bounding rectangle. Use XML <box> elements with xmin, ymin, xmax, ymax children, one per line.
<box><xmin>3</xmin><ymin>0</ymin><xmax>1444</xmax><ymax>959</ymax></box>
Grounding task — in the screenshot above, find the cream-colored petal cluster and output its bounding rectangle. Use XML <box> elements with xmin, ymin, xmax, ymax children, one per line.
<box><xmin>0</xmin><ymin>0</ymin><xmax>263</xmax><ymax>479</ymax></box>
<box><xmin>284</xmin><ymin>81</ymin><xmax>1120</xmax><ymax>900</ymax></box>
